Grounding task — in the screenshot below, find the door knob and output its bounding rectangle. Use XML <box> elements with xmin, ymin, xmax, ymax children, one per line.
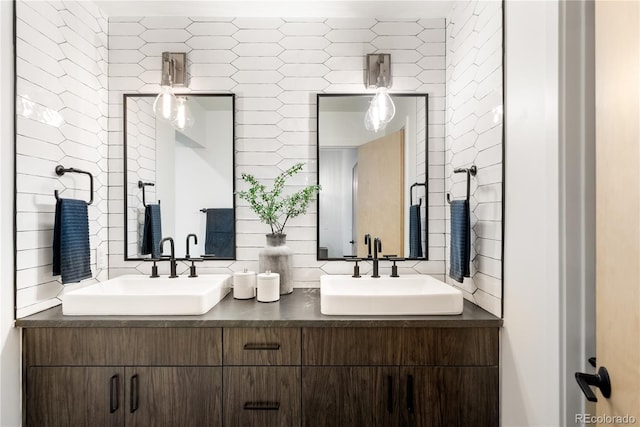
<box><xmin>575</xmin><ymin>364</ymin><xmax>611</xmax><ymax>402</ymax></box>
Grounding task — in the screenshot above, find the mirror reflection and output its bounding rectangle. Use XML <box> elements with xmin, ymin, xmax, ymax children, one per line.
<box><xmin>124</xmin><ymin>93</ymin><xmax>235</xmax><ymax>260</ymax></box>
<box><xmin>317</xmin><ymin>94</ymin><xmax>428</xmax><ymax>260</ymax></box>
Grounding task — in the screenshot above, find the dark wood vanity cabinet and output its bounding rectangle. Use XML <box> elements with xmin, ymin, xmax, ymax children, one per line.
<box><xmin>301</xmin><ymin>327</ymin><xmax>499</xmax><ymax>427</ymax></box>
<box><xmin>23</xmin><ymin>328</ymin><xmax>223</xmax><ymax>427</ymax></box>
<box><xmin>23</xmin><ymin>325</ymin><xmax>498</xmax><ymax>427</ymax></box>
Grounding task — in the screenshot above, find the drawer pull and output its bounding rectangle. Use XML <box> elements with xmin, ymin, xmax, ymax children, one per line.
<box><xmin>387</xmin><ymin>375</ymin><xmax>393</xmax><ymax>413</ymax></box>
<box><xmin>130</xmin><ymin>374</ymin><xmax>139</xmax><ymax>413</ymax></box>
<box><xmin>407</xmin><ymin>374</ymin><xmax>414</xmax><ymax>414</ymax></box>
<box><xmin>109</xmin><ymin>374</ymin><xmax>119</xmax><ymax>413</ymax></box>
<box><xmin>243</xmin><ymin>401</ymin><xmax>280</xmax><ymax>411</ymax></box>
<box><xmin>243</xmin><ymin>342</ymin><xmax>281</xmax><ymax>351</ymax></box>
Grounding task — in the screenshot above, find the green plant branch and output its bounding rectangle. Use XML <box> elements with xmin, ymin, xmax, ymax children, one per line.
<box><xmin>237</xmin><ymin>162</ymin><xmax>321</xmax><ymax>235</ymax></box>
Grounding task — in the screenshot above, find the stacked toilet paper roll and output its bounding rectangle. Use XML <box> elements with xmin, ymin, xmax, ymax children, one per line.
<box><xmin>233</xmin><ymin>270</ymin><xmax>256</xmax><ymax>299</ymax></box>
<box><xmin>256</xmin><ymin>271</ymin><xmax>280</xmax><ymax>303</ymax></box>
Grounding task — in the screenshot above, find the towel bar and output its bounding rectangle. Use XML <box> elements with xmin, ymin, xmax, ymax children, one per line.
<box><xmin>54</xmin><ymin>165</ymin><xmax>94</xmax><ymax>205</ymax></box>
<box><xmin>410</xmin><ymin>182</ymin><xmax>427</xmax><ymax>206</ymax></box>
<box><xmin>446</xmin><ymin>165</ymin><xmax>477</xmax><ymax>204</ymax></box>
<box><xmin>138</xmin><ymin>181</ymin><xmax>159</xmax><ymax>207</ymax></box>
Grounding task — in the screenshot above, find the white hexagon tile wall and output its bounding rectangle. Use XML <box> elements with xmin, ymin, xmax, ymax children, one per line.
<box><xmin>445</xmin><ymin>1</ymin><xmax>503</xmax><ymax>316</ymax></box>
<box><xmin>14</xmin><ymin>0</ymin><xmax>503</xmax><ymax>318</ymax></box>
<box><xmin>106</xmin><ymin>16</ymin><xmax>449</xmax><ymax>289</ymax></box>
<box><xmin>15</xmin><ymin>1</ymin><xmax>109</xmax><ymax>318</ymax></box>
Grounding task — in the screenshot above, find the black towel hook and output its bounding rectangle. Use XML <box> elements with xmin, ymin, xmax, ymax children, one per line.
<box><xmin>410</xmin><ymin>182</ymin><xmax>427</xmax><ymax>206</ymax></box>
<box><xmin>447</xmin><ymin>165</ymin><xmax>477</xmax><ymax>204</ymax></box>
<box><xmin>54</xmin><ymin>165</ymin><xmax>94</xmax><ymax>205</ymax></box>
<box><xmin>138</xmin><ymin>181</ymin><xmax>159</xmax><ymax>207</ymax></box>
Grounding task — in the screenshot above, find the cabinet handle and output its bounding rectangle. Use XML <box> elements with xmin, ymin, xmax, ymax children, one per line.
<box><xmin>243</xmin><ymin>401</ymin><xmax>280</xmax><ymax>411</ymax></box>
<box><xmin>130</xmin><ymin>374</ymin><xmax>139</xmax><ymax>413</ymax></box>
<box><xmin>407</xmin><ymin>374</ymin><xmax>414</xmax><ymax>414</ymax></box>
<box><xmin>387</xmin><ymin>375</ymin><xmax>393</xmax><ymax>414</ymax></box>
<box><xmin>243</xmin><ymin>343</ymin><xmax>281</xmax><ymax>350</ymax></box>
<box><xmin>109</xmin><ymin>374</ymin><xmax>119</xmax><ymax>413</ymax></box>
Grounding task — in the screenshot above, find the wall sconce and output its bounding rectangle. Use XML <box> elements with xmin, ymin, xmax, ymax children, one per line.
<box><xmin>364</xmin><ymin>53</ymin><xmax>396</xmax><ymax>132</ymax></box>
<box><xmin>153</xmin><ymin>52</ymin><xmax>187</xmax><ymax>122</ymax></box>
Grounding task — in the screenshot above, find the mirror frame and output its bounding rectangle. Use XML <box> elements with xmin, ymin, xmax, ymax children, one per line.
<box><xmin>122</xmin><ymin>92</ymin><xmax>236</xmax><ymax>261</ymax></box>
<box><xmin>316</xmin><ymin>93</ymin><xmax>429</xmax><ymax>261</ymax></box>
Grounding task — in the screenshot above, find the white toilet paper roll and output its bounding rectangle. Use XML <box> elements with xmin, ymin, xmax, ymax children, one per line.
<box><xmin>256</xmin><ymin>271</ymin><xmax>280</xmax><ymax>303</ymax></box>
<box><xmin>233</xmin><ymin>270</ymin><xmax>256</xmax><ymax>299</ymax></box>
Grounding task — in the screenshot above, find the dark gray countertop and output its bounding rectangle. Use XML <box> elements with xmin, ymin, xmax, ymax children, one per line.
<box><xmin>15</xmin><ymin>288</ymin><xmax>502</xmax><ymax>328</ymax></box>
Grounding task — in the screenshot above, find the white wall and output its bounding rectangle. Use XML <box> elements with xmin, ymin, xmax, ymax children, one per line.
<box><xmin>0</xmin><ymin>2</ymin><xmax>21</xmax><ymax>425</ymax></box>
<box><xmin>318</xmin><ymin>148</ymin><xmax>357</xmax><ymax>257</ymax></box>
<box><xmin>174</xmin><ymin>109</ymin><xmax>234</xmax><ymax>256</ymax></box>
<box><xmin>502</xmin><ymin>1</ymin><xmax>561</xmax><ymax>426</ymax></box>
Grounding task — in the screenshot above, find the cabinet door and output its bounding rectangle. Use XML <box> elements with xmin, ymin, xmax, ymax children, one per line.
<box><xmin>302</xmin><ymin>367</ymin><xmax>398</xmax><ymax>427</ymax></box>
<box><xmin>27</xmin><ymin>366</ymin><xmax>125</xmax><ymax>427</ymax></box>
<box><xmin>400</xmin><ymin>367</ymin><xmax>499</xmax><ymax>427</ymax></box>
<box><xmin>223</xmin><ymin>366</ymin><xmax>300</xmax><ymax>427</ymax></box>
<box><xmin>125</xmin><ymin>367</ymin><xmax>221</xmax><ymax>427</ymax></box>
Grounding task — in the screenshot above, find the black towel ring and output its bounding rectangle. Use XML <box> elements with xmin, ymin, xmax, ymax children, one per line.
<box><xmin>54</xmin><ymin>165</ymin><xmax>94</xmax><ymax>205</ymax></box>
<box><xmin>410</xmin><ymin>182</ymin><xmax>427</xmax><ymax>206</ymax></box>
<box><xmin>447</xmin><ymin>165</ymin><xmax>477</xmax><ymax>204</ymax></box>
<box><xmin>138</xmin><ymin>181</ymin><xmax>159</xmax><ymax>207</ymax></box>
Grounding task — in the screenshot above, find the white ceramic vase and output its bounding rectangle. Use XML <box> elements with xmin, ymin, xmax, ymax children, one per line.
<box><xmin>258</xmin><ymin>233</ymin><xmax>293</xmax><ymax>295</ymax></box>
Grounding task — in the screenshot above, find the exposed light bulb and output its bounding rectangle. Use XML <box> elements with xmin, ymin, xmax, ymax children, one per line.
<box><xmin>153</xmin><ymin>86</ymin><xmax>178</xmax><ymax>121</ymax></box>
<box><xmin>373</xmin><ymin>87</ymin><xmax>395</xmax><ymax>124</ymax></box>
<box><xmin>364</xmin><ymin>100</ymin><xmax>387</xmax><ymax>133</ymax></box>
<box><xmin>172</xmin><ymin>97</ymin><xmax>194</xmax><ymax>130</ymax></box>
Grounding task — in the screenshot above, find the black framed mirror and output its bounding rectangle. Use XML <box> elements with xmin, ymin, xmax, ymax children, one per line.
<box><xmin>123</xmin><ymin>93</ymin><xmax>236</xmax><ymax>260</ymax></box>
<box><xmin>317</xmin><ymin>93</ymin><xmax>429</xmax><ymax>261</ymax></box>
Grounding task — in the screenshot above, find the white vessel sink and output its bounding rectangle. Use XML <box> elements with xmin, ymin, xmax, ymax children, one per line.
<box><xmin>63</xmin><ymin>274</ymin><xmax>231</xmax><ymax>316</ymax></box>
<box><xmin>320</xmin><ymin>274</ymin><xmax>463</xmax><ymax>316</ymax></box>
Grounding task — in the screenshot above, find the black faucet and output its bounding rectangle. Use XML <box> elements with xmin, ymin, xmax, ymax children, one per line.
<box><xmin>372</xmin><ymin>237</ymin><xmax>382</xmax><ymax>278</ymax></box>
<box><xmin>160</xmin><ymin>237</ymin><xmax>178</xmax><ymax>278</ymax></box>
<box><xmin>185</xmin><ymin>233</ymin><xmax>197</xmax><ymax>259</ymax></box>
<box><xmin>364</xmin><ymin>234</ymin><xmax>372</xmax><ymax>258</ymax></box>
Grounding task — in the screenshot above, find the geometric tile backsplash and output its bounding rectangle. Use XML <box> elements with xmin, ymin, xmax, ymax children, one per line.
<box><xmin>15</xmin><ymin>0</ymin><xmax>109</xmax><ymax>318</ymax></box>
<box><xmin>445</xmin><ymin>1</ymin><xmax>503</xmax><ymax>316</ymax></box>
<box><xmin>106</xmin><ymin>15</ymin><xmax>450</xmax><ymax>292</ymax></box>
<box><xmin>14</xmin><ymin>0</ymin><xmax>502</xmax><ymax>318</ymax></box>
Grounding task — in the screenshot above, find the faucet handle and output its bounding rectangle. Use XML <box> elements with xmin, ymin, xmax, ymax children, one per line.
<box><xmin>344</xmin><ymin>257</ymin><xmax>363</xmax><ymax>278</ymax></box>
<box><xmin>384</xmin><ymin>257</ymin><xmax>404</xmax><ymax>278</ymax></box>
<box><xmin>143</xmin><ymin>258</ymin><xmax>161</xmax><ymax>278</ymax></box>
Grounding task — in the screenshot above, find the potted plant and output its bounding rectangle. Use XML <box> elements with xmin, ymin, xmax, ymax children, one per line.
<box><xmin>238</xmin><ymin>162</ymin><xmax>320</xmax><ymax>294</ymax></box>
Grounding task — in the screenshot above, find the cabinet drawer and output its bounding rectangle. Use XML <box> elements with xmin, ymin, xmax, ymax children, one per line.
<box><xmin>303</xmin><ymin>327</ymin><xmax>498</xmax><ymax>366</ymax></box>
<box><xmin>223</xmin><ymin>366</ymin><xmax>300</xmax><ymax>427</ymax></box>
<box><xmin>224</xmin><ymin>328</ymin><xmax>301</xmax><ymax>365</ymax></box>
<box><xmin>24</xmin><ymin>328</ymin><xmax>222</xmax><ymax>366</ymax></box>
<box><xmin>401</xmin><ymin>328</ymin><xmax>499</xmax><ymax>366</ymax></box>
<box><xmin>303</xmin><ymin>328</ymin><xmax>401</xmax><ymax>366</ymax></box>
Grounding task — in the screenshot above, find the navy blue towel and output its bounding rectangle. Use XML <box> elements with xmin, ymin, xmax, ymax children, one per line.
<box><xmin>52</xmin><ymin>198</ymin><xmax>92</xmax><ymax>284</ymax></box>
<box><xmin>204</xmin><ymin>208</ymin><xmax>234</xmax><ymax>258</ymax></box>
<box><xmin>409</xmin><ymin>204</ymin><xmax>423</xmax><ymax>258</ymax></box>
<box><xmin>141</xmin><ymin>204</ymin><xmax>162</xmax><ymax>258</ymax></box>
<box><xmin>449</xmin><ymin>199</ymin><xmax>471</xmax><ymax>283</ymax></box>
